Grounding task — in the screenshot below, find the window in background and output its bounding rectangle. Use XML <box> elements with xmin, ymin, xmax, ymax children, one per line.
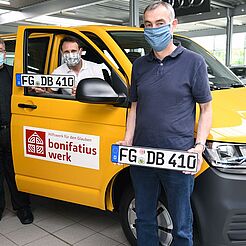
<box><xmin>193</xmin><ymin>36</ymin><xmax>214</xmax><ymax>51</ymax></box>
<box><xmin>193</xmin><ymin>33</ymin><xmax>246</xmax><ymax>66</ymax></box>
<box><xmin>193</xmin><ymin>35</ymin><xmax>226</xmax><ymax>64</ymax></box>
<box><xmin>231</xmin><ymin>33</ymin><xmax>245</xmax><ymax>65</ymax></box>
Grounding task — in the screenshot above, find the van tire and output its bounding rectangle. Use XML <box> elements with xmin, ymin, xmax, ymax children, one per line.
<box><xmin>119</xmin><ymin>186</ymin><xmax>173</xmax><ymax>246</ymax></box>
<box><xmin>119</xmin><ymin>187</ymin><xmax>137</xmax><ymax>246</ymax></box>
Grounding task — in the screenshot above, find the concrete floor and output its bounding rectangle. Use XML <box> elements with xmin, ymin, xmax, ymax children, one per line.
<box><xmin>0</xmin><ymin>186</ymin><xmax>131</xmax><ymax>246</ymax></box>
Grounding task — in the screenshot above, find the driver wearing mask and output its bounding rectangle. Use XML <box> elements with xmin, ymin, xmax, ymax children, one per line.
<box><xmin>37</xmin><ymin>36</ymin><xmax>104</xmax><ymax>95</ymax></box>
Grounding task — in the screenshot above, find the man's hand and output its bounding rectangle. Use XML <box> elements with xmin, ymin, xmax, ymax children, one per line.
<box><xmin>116</xmin><ymin>140</ymin><xmax>132</xmax><ymax>146</ymax></box>
<box><xmin>31</xmin><ymin>87</ymin><xmax>48</xmax><ymax>93</ymax></box>
<box><xmin>183</xmin><ymin>145</ymin><xmax>204</xmax><ymax>175</ymax></box>
<box><xmin>114</xmin><ymin>139</ymin><xmax>132</xmax><ymax>166</ymax></box>
<box><xmin>72</xmin><ymin>86</ymin><xmax>77</xmax><ymax>96</ymax></box>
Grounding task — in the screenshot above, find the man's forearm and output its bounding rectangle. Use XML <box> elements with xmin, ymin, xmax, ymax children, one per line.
<box><xmin>195</xmin><ymin>101</ymin><xmax>212</xmax><ymax>148</ymax></box>
<box><xmin>124</xmin><ymin>102</ymin><xmax>137</xmax><ymax>145</ymax></box>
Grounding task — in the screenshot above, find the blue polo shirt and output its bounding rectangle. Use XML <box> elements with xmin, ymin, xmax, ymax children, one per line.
<box><xmin>130</xmin><ymin>45</ymin><xmax>212</xmax><ymax>150</ymax></box>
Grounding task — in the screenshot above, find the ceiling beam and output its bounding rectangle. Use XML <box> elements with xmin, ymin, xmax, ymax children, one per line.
<box><xmin>178</xmin><ymin>3</ymin><xmax>246</xmax><ymax>25</ymax></box>
<box><xmin>0</xmin><ymin>5</ymin><xmax>17</xmax><ymax>11</ymax></box>
<box><xmin>0</xmin><ymin>0</ymin><xmax>111</xmax><ymax>24</ymax></box>
<box><xmin>0</xmin><ymin>24</ymin><xmax>18</xmax><ymax>33</ymax></box>
<box><xmin>176</xmin><ymin>24</ymin><xmax>246</xmax><ymax>38</ymax></box>
<box><xmin>178</xmin><ymin>7</ymin><xmax>226</xmax><ymax>24</ymax></box>
<box><xmin>53</xmin><ymin>13</ymin><xmax>125</xmax><ymax>25</ymax></box>
<box><xmin>232</xmin><ymin>3</ymin><xmax>246</xmax><ymax>16</ymax></box>
<box><xmin>211</xmin><ymin>1</ymin><xmax>233</xmax><ymax>8</ymax></box>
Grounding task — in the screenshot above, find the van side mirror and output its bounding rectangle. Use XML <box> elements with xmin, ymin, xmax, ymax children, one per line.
<box><xmin>76</xmin><ymin>78</ymin><xmax>127</xmax><ymax>105</ymax></box>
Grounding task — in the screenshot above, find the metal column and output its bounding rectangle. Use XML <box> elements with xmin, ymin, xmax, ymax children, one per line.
<box><xmin>130</xmin><ymin>0</ymin><xmax>139</xmax><ymax>27</ymax></box>
<box><xmin>225</xmin><ymin>8</ymin><xmax>233</xmax><ymax>66</ymax></box>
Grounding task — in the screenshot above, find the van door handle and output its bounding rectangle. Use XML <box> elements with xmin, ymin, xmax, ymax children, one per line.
<box><xmin>18</xmin><ymin>103</ymin><xmax>37</xmax><ymax>109</ymax></box>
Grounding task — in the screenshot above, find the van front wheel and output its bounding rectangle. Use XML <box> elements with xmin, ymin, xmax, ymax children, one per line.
<box><xmin>119</xmin><ymin>187</ymin><xmax>173</xmax><ymax>246</ymax></box>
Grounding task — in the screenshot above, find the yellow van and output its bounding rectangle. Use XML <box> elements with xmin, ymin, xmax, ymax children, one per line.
<box><xmin>1</xmin><ymin>25</ymin><xmax>246</xmax><ymax>246</ymax></box>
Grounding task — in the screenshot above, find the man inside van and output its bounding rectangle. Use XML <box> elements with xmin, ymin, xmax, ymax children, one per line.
<box><xmin>0</xmin><ymin>38</ymin><xmax>33</xmax><ymax>224</ymax></box>
<box><xmin>118</xmin><ymin>1</ymin><xmax>212</xmax><ymax>246</ymax></box>
<box><xmin>35</xmin><ymin>36</ymin><xmax>104</xmax><ymax>95</ymax></box>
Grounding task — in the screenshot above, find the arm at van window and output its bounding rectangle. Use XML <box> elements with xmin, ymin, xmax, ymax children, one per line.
<box><xmin>47</xmin><ymin>87</ymin><xmax>58</xmax><ymax>93</ymax></box>
<box><xmin>30</xmin><ymin>87</ymin><xmax>47</xmax><ymax>93</ymax></box>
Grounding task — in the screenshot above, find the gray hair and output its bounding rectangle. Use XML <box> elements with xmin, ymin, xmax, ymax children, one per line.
<box><xmin>0</xmin><ymin>38</ymin><xmax>5</xmax><ymax>50</ymax></box>
<box><xmin>144</xmin><ymin>1</ymin><xmax>175</xmax><ymax>21</ymax></box>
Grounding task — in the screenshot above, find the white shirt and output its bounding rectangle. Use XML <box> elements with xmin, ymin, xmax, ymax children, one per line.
<box><xmin>51</xmin><ymin>59</ymin><xmax>104</xmax><ymax>95</ymax></box>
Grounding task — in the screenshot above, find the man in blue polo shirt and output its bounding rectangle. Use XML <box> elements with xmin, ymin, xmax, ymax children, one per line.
<box><xmin>118</xmin><ymin>1</ymin><xmax>212</xmax><ymax>246</ymax></box>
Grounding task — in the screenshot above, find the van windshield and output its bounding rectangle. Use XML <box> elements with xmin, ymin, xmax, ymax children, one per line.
<box><xmin>109</xmin><ymin>31</ymin><xmax>245</xmax><ymax>90</ymax></box>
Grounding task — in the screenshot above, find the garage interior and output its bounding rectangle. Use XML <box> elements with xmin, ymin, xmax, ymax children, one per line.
<box><xmin>0</xmin><ymin>1</ymin><xmax>245</xmax><ymax>246</ymax></box>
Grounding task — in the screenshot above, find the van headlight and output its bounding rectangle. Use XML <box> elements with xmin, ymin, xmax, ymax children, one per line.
<box><xmin>204</xmin><ymin>141</ymin><xmax>246</xmax><ymax>173</ymax></box>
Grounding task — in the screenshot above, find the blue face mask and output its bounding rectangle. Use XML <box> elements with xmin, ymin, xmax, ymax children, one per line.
<box><xmin>0</xmin><ymin>53</ymin><xmax>4</xmax><ymax>66</ymax></box>
<box><xmin>144</xmin><ymin>24</ymin><xmax>172</xmax><ymax>52</ymax></box>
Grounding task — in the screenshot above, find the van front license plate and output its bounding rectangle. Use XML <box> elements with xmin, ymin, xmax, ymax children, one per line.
<box><xmin>111</xmin><ymin>144</ymin><xmax>198</xmax><ymax>172</ymax></box>
<box><xmin>16</xmin><ymin>74</ymin><xmax>75</xmax><ymax>88</ymax></box>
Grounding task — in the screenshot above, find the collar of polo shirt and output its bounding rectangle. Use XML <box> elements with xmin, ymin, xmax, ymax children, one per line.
<box><xmin>147</xmin><ymin>44</ymin><xmax>184</xmax><ymax>62</ymax></box>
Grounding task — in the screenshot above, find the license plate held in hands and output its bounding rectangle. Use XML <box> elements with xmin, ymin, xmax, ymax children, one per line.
<box><xmin>16</xmin><ymin>74</ymin><xmax>75</xmax><ymax>88</ymax></box>
<box><xmin>111</xmin><ymin>144</ymin><xmax>198</xmax><ymax>172</ymax></box>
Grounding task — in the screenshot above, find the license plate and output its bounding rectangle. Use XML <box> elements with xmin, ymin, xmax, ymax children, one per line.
<box><xmin>16</xmin><ymin>74</ymin><xmax>75</xmax><ymax>88</ymax></box>
<box><xmin>111</xmin><ymin>144</ymin><xmax>198</xmax><ymax>172</ymax></box>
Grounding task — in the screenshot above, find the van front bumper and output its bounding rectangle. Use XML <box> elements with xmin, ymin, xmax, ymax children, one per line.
<box><xmin>192</xmin><ymin>167</ymin><xmax>246</xmax><ymax>246</ymax></box>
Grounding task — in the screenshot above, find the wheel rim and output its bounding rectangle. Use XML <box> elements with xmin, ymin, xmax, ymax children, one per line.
<box><xmin>127</xmin><ymin>198</ymin><xmax>173</xmax><ymax>246</ymax></box>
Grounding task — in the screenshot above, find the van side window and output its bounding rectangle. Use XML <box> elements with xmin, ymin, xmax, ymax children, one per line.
<box><xmin>84</xmin><ymin>31</ymin><xmax>143</xmax><ymax>67</ymax></box>
<box><xmin>82</xmin><ymin>32</ymin><xmax>122</xmax><ymax>71</ymax></box>
<box><xmin>80</xmin><ymin>45</ymin><xmax>127</xmax><ymax>95</ymax></box>
<box><xmin>4</xmin><ymin>40</ymin><xmax>16</xmax><ymax>65</ymax></box>
<box><xmin>82</xmin><ymin>32</ymin><xmax>129</xmax><ymax>92</ymax></box>
<box><xmin>4</xmin><ymin>37</ymin><xmax>49</xmax><ymax>72</ymax></box>
<box><xmin>27</xmin><ymin>37</ymin><xmax>50</xmax><ymax>74</ymax></box>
